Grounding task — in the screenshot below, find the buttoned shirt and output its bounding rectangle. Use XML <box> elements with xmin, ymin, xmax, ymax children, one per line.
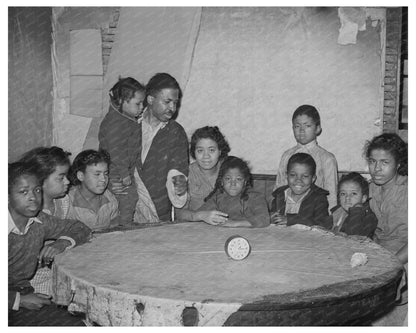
<box><xmin>284</xmin><ymin>188</ymin><xmax>311</xmax><ymax>215</ymax></box>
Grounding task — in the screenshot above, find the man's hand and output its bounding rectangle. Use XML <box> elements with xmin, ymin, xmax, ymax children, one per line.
<box><xmin>122</xmin><ymin>175</ymin><xmax>132</xmax><ymax>186</ymax></box>
<box><xmin>110</xmin><ymin>177</ymin><xmax>129</xmax><ymax>195</ymax></box>
<box><xmin>20</xmin><ymin>293</ymin><xmax>51</xmax><ymax>310</ymax></box>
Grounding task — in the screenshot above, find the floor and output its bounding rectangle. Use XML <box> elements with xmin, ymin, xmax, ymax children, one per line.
<box><xmin>8</xmin><ymin>305</ymin><xmax>86</xmax><ymax>326</ymax></box>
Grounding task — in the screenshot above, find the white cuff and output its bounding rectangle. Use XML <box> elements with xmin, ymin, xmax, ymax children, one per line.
<box><xmin>58</xmin><ymin>236</ymin><xmax>76</xmax><ymax>250</ymax></box>
<box><xmin>166</xmin><ymin>169</ymin><xmax>188</xmax><ymax>208</ymax></box>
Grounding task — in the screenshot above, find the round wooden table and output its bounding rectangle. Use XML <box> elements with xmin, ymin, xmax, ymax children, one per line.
<box><xmin>52</xmin><ymin>222</ymin><xmax>403</xmax><ymax>326</ymax></box>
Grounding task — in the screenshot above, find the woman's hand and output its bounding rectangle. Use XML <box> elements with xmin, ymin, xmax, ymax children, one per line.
<box><xmin>196</xmin><ymin>210</ymin><xmax>228</xmax><ymax>225</ymax></box>
<box><xmin>172</xmin><ymin>175</ymin><xmax>187</xmax><ymax>196</ymax></box>
<box><xmin>20</xmin><ymin>293</ymin><xmax>51</xmax><ymax>310</ymax></box>
<box><xmin>271</xmin><ymin>212</ymin><xmax>287</xmax><ymax>225</ymax></box>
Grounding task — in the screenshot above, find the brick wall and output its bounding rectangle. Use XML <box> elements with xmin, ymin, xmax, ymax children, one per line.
<box><xmin>383</xmin><ymin>8</ymin><xmax>403</xmax><ymax>133</ymax></box>
<box><xmin>101</xmin><ymin>8</ymin><xmax>120</xmax><ymax>75</ymax></box>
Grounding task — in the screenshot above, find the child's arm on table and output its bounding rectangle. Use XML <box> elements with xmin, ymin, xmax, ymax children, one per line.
<box><xmin>39</xmin><ymin>212</ymin><xmax>92</xmax><ymax>262</ymax></box>
<box><xmin>194</xmin><ymin>197</ymin><xmax>229</xmax><ymax>225</ymax></box>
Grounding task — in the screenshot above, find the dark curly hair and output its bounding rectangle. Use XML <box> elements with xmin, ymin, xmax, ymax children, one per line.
<box><xmin>287</xmin><ymin>153</ymin><xmax>317</xmax><ymax>176</ymax></box>
<box><xmin>204</xmin><ymin>156</ymin><xmax>253</xmax><ymax>202</ymax></box>
<box><xmin>19</xmin><ymin>146</ymin><xmax>71</xmax><ymax>183</ymax></box>
<box><xmin>338</xmin><ymin>172</ymin><xmax>369</xmax><ymax>197</ymax></box>
<box><xmin>8</xmin><ymin>161</ymin><xmax>41</xmax><ymax>194</ymax></box>
<box><xmin>109</xmin><ymin>77</ymin><xmax>145</xmax><ymax>112</ymax></box>
<box><xmin>190</xmin><ymin>126</ymin><xmax>230</xmax><ymax>160</ymax></box>
<box><xmin>69</xmin><ymin>149</ymin><xmax>111</xmax><ymax>185</ymax></box>
<box><xmin>364</xmin><ymin>133</ymin><xmax>407</xmax><ymax>176</ymax></box>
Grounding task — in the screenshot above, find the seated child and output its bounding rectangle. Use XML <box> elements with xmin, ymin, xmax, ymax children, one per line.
<box><xmin>275</xmin><ymin>104</ymin><xmax>338</xmax><ymax>210</ymax></box>
<box><xmin>330</xmin><ymin>172</ymin><xmax>377</xmax><ymax>238</ymax></box>
<box><xmin>365</xmin><ymin>133</ymin><xmax>408</xmax><ymax>325</ymax></box>
<box><xmin>196</xmin><ymin>156</ymin><xmax>270</xmax><ymax>228</ymax></box>
<box><xmin>20</xmin><ymin>146</ymin><xmax>71</xmax><ymax>218</ymax></box>
<box><xmin>271</xmin><ymin>152</ymin><xmax>331</xmax><ymax>228</ymax></box>
<box><xmin>8</xmin><ymin>161</ymin><xmax>91</xmax><ymax>311</ymax></box>
<box><xmin>67</xmin><ymin>149</ymin><xmax>119</xmax><ymax>232</ymax></box>
<box><xmin>19</xmin><ymin>146</ymin><xmax>72</xmax><ymax>296</ymax></box>
<box><xmin>99</xmin><ymin>77</ymin><xmax>145</xmax><ymax>225</ymax></box>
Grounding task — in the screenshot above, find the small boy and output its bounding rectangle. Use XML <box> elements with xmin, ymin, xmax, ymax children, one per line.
<box><xmin>8</xmin><ymin>162</ymin><xmax>91</xmax><ymax>311</ymax></box>
<box><xmin>271</xmin><ymin>153</ymin><xmax>331</xmax><ymax>228</ymax></box>
<box><xmin>330</xmin><ymin>172</ymin><xmax>377</xmax><ymax>238</ymax></box>
<box><xmin>275</xmin><ymin>105</ymin><xmax>338</xmax><ymax>210</ymax></box>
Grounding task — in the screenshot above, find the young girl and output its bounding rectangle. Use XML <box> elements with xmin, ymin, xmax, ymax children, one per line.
<box><xmin>271</xmin><ymin>153</ymin><xmax>331</xmax><ymax>228</ymax></box>
<box><xmin>365</xmin><ymin>133</ymin><xmax>407</xmax><ymax>326</ymax></box>
<box><xmin>176</xmin><ymin>126</ymin><xmax>231</xmax><ymax>224</ymax></box>
<box><xmin>330</xmin><ymin>172</ymin><xmax>377</xmax><ymax>238</ymax></box>
<box><xmin>20</xmin><ymin>146</ymin><xmax>71</xmax><ymax>218</ymax></box>
<box><xmin>98</xmin><ymin>77</ymin><xmax>145</xmax><ymax>226</ymax></box>
<box><xmin>196</xmin><ymin>156</ymin><xmax>270</xmax><ymax>228</ymax></box>
<box><xmin>67</xmin><ymin>149</ymin><xmax>119</xmax><ymax>231</ymax></box>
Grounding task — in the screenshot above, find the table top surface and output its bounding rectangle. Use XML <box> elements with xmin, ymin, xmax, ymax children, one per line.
<box><xmin>54</xmin><ymin>222</ymin><xmax>402</xmax><ymax>305</ymax></box>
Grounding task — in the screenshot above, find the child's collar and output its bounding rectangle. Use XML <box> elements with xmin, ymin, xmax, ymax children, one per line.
<box><xmin>296</xmin><ymin>140</ymin><xmax>318</xmax><ymax>149</ymax></box>
<box><xmin>110</xmin><ymin>102</ymin><xmax>138</xmax><ymax>122</ymax></box>
<box><xmin>8</xmin><ymin>210</ymin><xmax>42</xmax><ymax>235</ymax></box>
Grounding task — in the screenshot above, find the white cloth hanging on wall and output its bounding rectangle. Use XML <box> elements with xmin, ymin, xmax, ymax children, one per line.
<box><xmin>70</xmin><ymin>29</ymin><xmax>103</xmax><ymax>118</ymax></box>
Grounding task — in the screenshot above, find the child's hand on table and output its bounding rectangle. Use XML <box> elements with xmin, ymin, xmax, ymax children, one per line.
<box><xmin>196</xmin><ymin>211</ymin><xmax>228</xmax><ymax>225</ymax></box>
<box><xmin>271</xmin><ymin>212</ymin><xmax>287</xmax><ymax>225</ymax></box>
<box><xmin>38</xmin><ymin>239</ymin><xmax>71</xmax><ymax>267</ymax></box>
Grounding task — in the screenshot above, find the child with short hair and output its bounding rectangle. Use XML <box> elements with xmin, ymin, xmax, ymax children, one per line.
<box><xmin>330</xmin><ymin>172</ymin><xmax>377</xmax><ymax>238</ymax></box>
<box><xmin>20</xmin><ymin>146</ymin><xmax>71</xmax><ymax>218</ymax></box>
<box><xmin>19</xmin><ymin>146</ymin><xmax>72</xmax><ymax>296</ymax></box>
<box><xmin>196</xmin><ymin>156</ymin><xmax>270</xmax><ymax>228</ymax></box>
<box><xmin>275</xmin><ymin>105</ymin><xmax>338</xmax><ymax>210</ymax></box>
<box><xmin>8</xmin><ymin>162</ymin><xmax>91</xmax><ymax>311</ymax></box>
<box><xmin>99</xmin><ymin>77</ymin><xmax>145</xmax><ymax>226</ymax></box>
<box><xmin>67</xmin><ymin>149</ymin><xmax>119</xmax><ymax>231</ymax></box>
<box><xmin>271</xmin><ymin>152</ymin><xmax>331</xmax><ymax>228</ymax></box>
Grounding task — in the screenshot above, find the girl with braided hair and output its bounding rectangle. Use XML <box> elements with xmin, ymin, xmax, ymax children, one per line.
<box><xmin>98</xmin><ymin>77</ymin><xmax>145</xmax><ymax>226</ymax></box>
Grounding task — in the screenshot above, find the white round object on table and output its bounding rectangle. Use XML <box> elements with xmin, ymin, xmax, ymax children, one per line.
<box><xmin>225</xmin><ymin>235</ymin><xmax>251</xmax><ymax>260</ymax></box>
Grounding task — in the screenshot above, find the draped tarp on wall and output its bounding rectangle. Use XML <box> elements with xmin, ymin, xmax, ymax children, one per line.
<box><xmin>177</xmin><ymin>7</ymin><xmax>385</xmax><ymax>173</ymax></box>
<box><xmin>8</xmin><ymin>7</ymin><xmax>53</xmax><ymax>162</ymax></box>
<box><xmin>50</xmin><ymin>7</ymin><xmax>385</xmax><ymax>173</ymax></box>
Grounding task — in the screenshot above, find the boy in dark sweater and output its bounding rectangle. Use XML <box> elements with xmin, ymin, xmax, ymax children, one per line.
<box><xmin>8</xmin><ymin>162</ymin><xmax>91</xmax><ymax>311</ymax></box>
<box><xmin>270</xmin><ymin>153</ymin><xmax>331</xmax><ymax>229</ymax></box>
<box><xmin>330</xmin><ymin>172</ymin><xmax>377</xmax><ymax>238</ymax></box>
